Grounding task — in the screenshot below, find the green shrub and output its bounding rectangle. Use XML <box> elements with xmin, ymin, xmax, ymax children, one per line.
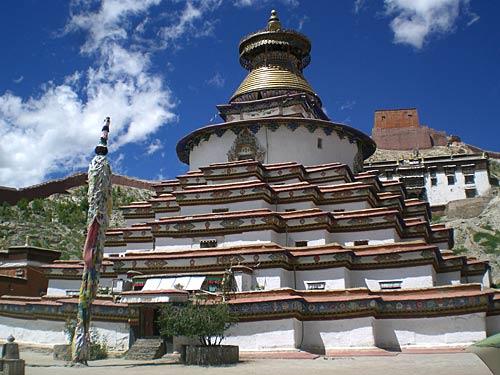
<box><xmin>31</xmin><ymin>199</ymin><xmax>44</xmax><ymax>215</ymax></box>
<box><xmin>473</xmin><ymin>230</ymin><xmax>500</xmax><ymax>254</ymax></box>
<box><xmin>158</xmin><ymin>301</ymin><xmax>236</xmax><ymax>346</ymax></box>
<box><xmin>17</xmin><ymin>198</ymin><xmax>29</xmax><ymax>211</ymax></box>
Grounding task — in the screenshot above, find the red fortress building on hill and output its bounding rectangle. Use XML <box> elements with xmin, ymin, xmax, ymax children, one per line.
<box><xmin>372</xmin><ymin>109</ymin><xmax>449</xmax><ymax>150</ymax></box>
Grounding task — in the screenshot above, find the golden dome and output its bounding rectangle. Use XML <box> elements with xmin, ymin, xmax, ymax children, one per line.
<box><xmin>232</xmin><ymin>66</ymin><xmax>315</xmax><ymax>99</ymax></box>
<box><xmin>230</xmin><ymin>10</ymin><xmax>318</xmax><ymax>103</ymax></box>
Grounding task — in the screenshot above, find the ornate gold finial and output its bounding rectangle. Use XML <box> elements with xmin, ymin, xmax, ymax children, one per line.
<box><xmin>267</xmin><ymin>9</ymin><xmax>281</xmax><ymax>31</ymax></box>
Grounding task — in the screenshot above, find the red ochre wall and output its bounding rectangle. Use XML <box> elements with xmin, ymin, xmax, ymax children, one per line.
<box><xmin>0</xmin><ymin>267</ymin><xmax>48</xmax><ymax>297</ymax></box>
<box><xmin>0</xmin><ymin>173</ymin><xmax>155</xmax><ymax>205</ymax></box>
<box><xmin>372</xmin><ymin>109</ymin><xmax>448</xmax><ymax>150</ymax></box>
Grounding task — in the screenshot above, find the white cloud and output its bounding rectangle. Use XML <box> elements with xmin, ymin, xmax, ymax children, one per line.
<box><xmin>354</xmin><ymin>0</ymin><xmax>366</xmax><ymax>14</ymax></box>
<box><xmin>233</xmin><ymin>0</ymin><xmax>299</xmax><ymax>9</ymax></box>
<box><xmin>158</xmin><ymin>0</ymin><xmax>222</xmax><ymax>47</ymax></box>
<box><xmin>206</xmin><ymin>72</ymin><xmax>225</xmax><ymax>88</ymax></box>
<box><xmin>340</xmin><ymin>100</ymin><xmax>356</xmax><ymax>111</ymax></box>
<box><xmin>0</xmin><ymin>0</ymin><xmax>236</xmax><ymax>188</ymax></box>
<box><xmin>384</xmin><ymin>0</ymin><xmax>471</xmax><ymax>49</ymax></box>
<box><xmin>467</xmin><ymin>12</ymin><xmax>480</xmax><ymax>27</ymax></box>
<box><xmin>12</xmin><ymin>76</ymin><xmax>24</xmax><ymax>84</ymax></box>
<box><xmin>297</xmin><ymin>15</ymin><xmax>309</xmax><ymax>31</ymax></box>
<box><xmin>0</xmin><ymin>0</ymin><xmax>178</xmax><ymax>188</ymax></box>
<box><xmin>146</xmin><ymin>138</ymin><xmax>163</xmax><ymax>155</ymax></box>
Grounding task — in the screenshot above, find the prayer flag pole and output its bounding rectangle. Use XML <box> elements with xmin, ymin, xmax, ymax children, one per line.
<box><xmin>72</xmin><ymin>117</ymin><xmax>113</xmax><ymax>365</ymax></box>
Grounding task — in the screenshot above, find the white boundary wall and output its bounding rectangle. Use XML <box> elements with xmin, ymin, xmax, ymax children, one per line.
<box><xmin>374</xmin><ymin>313</ymin><xmax>486</xmax><ymax>349</ymax></box>
<box><xmin>0</xmin><ymin>316</ymin><xmax>129</xmax><ymax>351</ymax></box>
<box><xmin>223</xmin><ymin>318</ymin><xmax>301</xmax><ymax>351</ymax></box>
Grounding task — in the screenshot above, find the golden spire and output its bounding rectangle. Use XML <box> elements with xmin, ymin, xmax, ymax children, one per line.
<box><xmin>267</xmin><ymin>10</ymin><xmax>281</xmax><ymax>31</ymax></box>
<box><xmin>230</xmin><ymin>10</ymin><xmax>318</xmax><ymax>103</ymax></box>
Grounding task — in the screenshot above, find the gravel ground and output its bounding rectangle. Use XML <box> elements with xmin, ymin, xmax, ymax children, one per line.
<box><xmin>21</xmin><ymin>350</ymin><xmax>493</xmax><ymax>375</ymax></box>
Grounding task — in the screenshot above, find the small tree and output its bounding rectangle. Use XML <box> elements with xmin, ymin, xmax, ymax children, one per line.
<box><xmin>158</xmin><ymin>301</ymin><xmax>236</xmax><ymax>346</ymax></box>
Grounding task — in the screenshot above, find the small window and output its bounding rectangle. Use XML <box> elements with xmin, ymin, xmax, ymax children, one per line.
<box><xmin>464</xmin><ymin>175</ymin><xmax>475</xmax><ymax>184</ymax></box>
<box><xmin>379</xmin><ymin>280</ymin><xmax>402</xmax><ymax>290</ymax></box>
<box><xmin>465</xmin><ymin>189</ymin><xmax>477</xmax><ymax>198</ymax></box>
<box><xmin>447</xmin><ymin>175</ymin><xmax>455</xmax><ymax>185</ymax></box>
<box><xmin>285</xmin><ymin>208</ymin><xmax>296</xmax><ymax>212</ymax></box>
<box><xmin>386</xmin><ymin>170</ymin><xmax>394</xmax><ymax>179</ymax></box>
<box><xmin>430</xmin><ymin>177</ymin><xmax>437</xmax><ymax>186</ymax></box>
<box><xmin>200</xmin><ymin>239</ymin><xmax>217</xmax><ymax>248</ymax></box>
<box><xmin>212</xmin><ymin>208</ymin><xmax>229</xmax><ymax>213</ymax></box>
<box><xmin>462</xmin><ymin>166</ymin><xmax>475</xmax><ymax>175</ymax></box>
<box><xmin>429</xmin><ymin>168</ymin><xmax>437</xmax><ymax>177</ymax></box>
<box><xmin>317</xmin><ymin>138</ymin><xmax>323</xmax><ymax>149</ymax></box>
<box><xmin>444</xmin><ymin>167</ymin><xmax>455</xmax><ymax>176</ymax></box>
<box><xmin>332</xmin><ymin>209</ymin><xmax>345</xmax><ymax>213</ymax></box>
<box><xmin>353</xmin><ymin>240</ymin><xmax>369</xmax><ymax>246</ymax></box>
<box><xmin>295</xmin><ymin>241</ymin><xmax>308</xmax><ymax>247</ymax></box>
<box><xmin>306</xmin><ymin>282</ymin><xmax>326</xmax><ymax>290</ymax></box>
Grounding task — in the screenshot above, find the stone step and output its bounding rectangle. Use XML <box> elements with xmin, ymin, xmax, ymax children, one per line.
<box><xmin>125</xmin><ymin>338</ymin><xmax>165</xmax><ymax>360</ymax></box>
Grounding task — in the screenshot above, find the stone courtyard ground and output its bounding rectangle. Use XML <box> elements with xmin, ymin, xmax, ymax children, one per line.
<box><xmin>21</xmin><ymin>349</ymin><xmax>496</xmax><ymax>375</ymax></box>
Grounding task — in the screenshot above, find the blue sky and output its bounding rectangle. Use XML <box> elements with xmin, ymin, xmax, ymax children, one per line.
<box><xmin>0</xmin><ymin>0</ymin><xmax>498</xmax><ymax>187</ymax></box>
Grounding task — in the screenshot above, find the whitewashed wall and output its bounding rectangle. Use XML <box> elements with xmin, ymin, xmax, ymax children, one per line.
<box><xmin>154</xmin><ymin>230</ymin><xmax>280</xmax><ymax>252</ymax></box>
<box><xmin>223</xmin><ymin>318</ymin><xmax>301</xmax><ymax>351</ymax></box>
<box><xmin>0</xmin><ymin>316</ymin><xmax>129</xmax><ymax>350</ymax></box>
<box><xmin>254</xmin><ymin>268</ymin><xmax>293</xmax><ymax>290</ymax></box>
<box><xmin>436</xmin><ymin>271</ymin><xmax>461</xmax><ymax>286</ymax></box>
<box><xmin>188</xmin><ymin>126</ymin><xmax>359</xmax><ymax>171</ymax></box>
<box><xmin>425</xmin><ymin>170</ymin><xmax>490</xmax><ymax>206</ymax></box>
<box><xmin>287</xmin><ymin>230</ymin><xmax>330</xmax><ymax>247</ymax></box>
<box><xmin>295</xmin><ymin>268</ymin><xmax>348</xmax><ymax>290</ymax></box>
<box><xmin>465</xmin><ymin>271</ymin><xmax>491</xmax><ymax>288</ymax></box>
<box><xmin>333</xmin><ymin>228</ymin><xmax>398</xmax><ymax>246</ymax></box>
<box><xmin>302</xmin><ymin>317</ymin><xmax>375</xmax><ymax>353</ymax></box>
<box><xmin>486</xmin><ymin>315</ymin><xmax>500</xmax><ymax>336</ymax></box>
<box><xmin>318</xmin><ymin>201</ymin><xmax>371</xmax><ymax>212</ymax></box>
<box><xmin>104</xmin><ymin>245</ymin><xmax>127</xmax><ymax>255</ymax></box>
<box><xmin>180</xmin><ymin>200</ymin><xmax>272</xmax><ymax>216</ymax></box>
<box><xmin>349</xmin><ymin>265</ymin><xmax>435</xmax><ymax>290</ymax></box>
<box><xmin>47</xmin><ymin>278</ymin><xmax>114</xmax><ymax>296</ymax></box>
<box><xmin>374</xmin><ymin>313</ymin><xmax>486</xmax><ymax>349</ymax></box>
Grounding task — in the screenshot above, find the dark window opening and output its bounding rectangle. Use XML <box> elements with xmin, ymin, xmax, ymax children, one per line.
<box><xmin>317</xmin><ymin>138</ymin><xmax>323</xmax><ymax>149</ymax></box>
<box><xmin>353</xmin><ymin>240</ymin><xmax>369</xmax><ymax>246</ymax></box>
<box><xmin>465</xmin><ymin>189</ymin><xmax>477</xmax><ymax>198</ymax></box>
<box><xmin>307</xmin><ymin>282</ymin><xmax>326</xmax><ymax>290</ymax></box>
<box><xmin>430</xmin><ymin>177</ymin><xmax>437</xmax><ymax>186</ymax></box>
<box><xmin>464</xmin><ymin>175</ymin><xmax>475</xmax><ymax>184</ymax></box>
<box><xmin>447</xmin><ymin>175</ymin><xmax>455</xmax><ymax>185</ymax></box>
<box><xmin>200</xmin><ymin>239</ymin><xmax>217</xmax><ymax>248</ymax></box>
<box><xmin>295</xmin><ymin>241</ymin><xmax>308</xmax><ymax>247</ymax></box>
<box><xmin>212</xmin><ymin>208</ymin><xmax>229</xmax><ymax>213</ymax></box>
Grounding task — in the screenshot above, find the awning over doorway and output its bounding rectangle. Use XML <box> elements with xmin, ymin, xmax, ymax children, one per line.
<box><xmin>143</xmin><ymin>276</ymin><xmax>206</xmax><ymax>291</ymax></box>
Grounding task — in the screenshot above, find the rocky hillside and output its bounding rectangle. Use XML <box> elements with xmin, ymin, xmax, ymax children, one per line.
<box><xmin>366</xmin><ymin>142</ymin><xmax>476</xmax><ymax>163</ymax></box>
<box><xmin>0</xmin><ymin>185</ymin><xmax>153</xmax><ymax>260</ymax></box>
